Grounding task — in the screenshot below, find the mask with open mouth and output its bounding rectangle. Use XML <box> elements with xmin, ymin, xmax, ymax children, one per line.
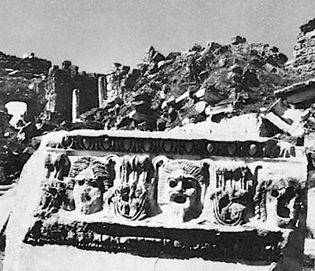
<box><xmin>156</xmin><ymin>158</ymin><xmax>210</xmax><ymax>222</ymax></box>
<box><xmin>73</xmin><ymin>167</ymin><xmax>105</xmax><ymax>215</ymax></box>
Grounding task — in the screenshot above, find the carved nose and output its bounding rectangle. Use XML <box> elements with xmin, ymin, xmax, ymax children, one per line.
<box><xmin>176</xmin><ymin>181</ymin><xmax>184</xmax><ymax>192</ymax></box>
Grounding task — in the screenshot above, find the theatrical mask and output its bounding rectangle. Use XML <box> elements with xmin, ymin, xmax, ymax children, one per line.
<box><xmin>157</xmin><ymin>158</ymin><xmax>209</xmax><ymax>222</ymax></box>
<box><xmin>73</xmin><ymin>167</ymin><xmax>105</xmax><ymax>215</ymax></box>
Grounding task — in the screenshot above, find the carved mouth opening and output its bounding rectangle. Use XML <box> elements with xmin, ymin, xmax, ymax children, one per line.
<box><xmin>171</xmin><ymin>194</ymin><xmax>187</xmax><ymax>204</ymax></box>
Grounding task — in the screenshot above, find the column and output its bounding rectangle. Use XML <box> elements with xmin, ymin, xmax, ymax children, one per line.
<box><xmin>98</xmin><ymin>76</ymin><xmax>107</xmax><ymax>108</ymax></box>
<box><xmin>72</xmin><ymin>89</ymin><xmax>80</xmax><ymax>123</ymax></box>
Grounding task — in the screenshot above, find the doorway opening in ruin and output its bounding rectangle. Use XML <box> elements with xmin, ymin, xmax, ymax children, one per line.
<box><xmin>5</xmin><ymin>101</ymin><xmax>27</xmax><ymax>127</ymax></box>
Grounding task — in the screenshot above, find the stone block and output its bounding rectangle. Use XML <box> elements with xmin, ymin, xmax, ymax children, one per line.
<box><xmin>275</xmin><ymin>79</ymin><xmax>315</xmax><ymax>105</ymax></box>
<box><xmin>3</xmin><ymin>130</ymin><xmax>308</xmax><ymax>271</ymax></box>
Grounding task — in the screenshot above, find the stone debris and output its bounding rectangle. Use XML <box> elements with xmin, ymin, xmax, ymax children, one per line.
<box><xmin>77</xmin><ymin>36</ymin><xmax>298</xmax><ymax>132</ymax></box>
<box><xmin>275</xmin><ymin>78</ymin><xmax>315</xmax><ymax>106</ymax></box>
<box><xmin>0</xmin><ymin>51</ymin><xmax>51</xmax><ymax>79</ymax></box>
<box><xmin>4</xmin><ymin>18</ymin><xmax>315</xmax><ymax>271</ymax></box>
<box><xmin>2</xmin><ymin>18</ymin><xmax>315</xmax><ymax>186</ymax></box>
<box><xmin>264</xmin><ymin>112</ymin><xmax>304</xmax><ymax>138</ymax></box>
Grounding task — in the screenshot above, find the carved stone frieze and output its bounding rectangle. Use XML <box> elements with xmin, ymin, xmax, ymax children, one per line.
<box><xmin>37</xmin><ymin>152</ymin><xmax>306</xmax><ymax>229</ymax></box>
<box><xmin>28</xmin><ymin>133</ymin><xmax>307</xmax><ymax>265</ymax></box>
<box><xmin>51</xmin><ymin>132</ymin><xmax>286</xmax><ymax>159</ymax></box>
<box><xmin>211</xmin><ymin>165</ymin><xmax>261</xmax><ymax>226</ymax></box>
<box><xmin>112</xmin><ymin>155</ymin><xmax>156</xmax><ymax>220</ymax></box>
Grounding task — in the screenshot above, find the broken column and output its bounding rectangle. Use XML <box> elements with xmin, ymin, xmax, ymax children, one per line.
<box><xmin>98</xmin><ymin>76</ymin><xmax>107</xmax><ymax>107</ymax></box>
<box><xmin>72</xmin><ymin>89</ymin><xmax>80</xmax><ymax>123</ymax></box>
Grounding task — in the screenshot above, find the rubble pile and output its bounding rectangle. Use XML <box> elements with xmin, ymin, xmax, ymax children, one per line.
<box><xmin>293</xmin><ymin>18</ymin><xmax>315</xmax><ymax>73</ymax></box>
<box><xmin>80</xmin><ymin>37</ymin><xmax>300</xmax><ymax>131</ymax></box>
<box><xmin>0</xmin><ymin>52</ymin><xmax>51</xmax><ymax>79</ymax></box>
<box><xmin>3</xmin><ymin>18</ymin><xmax>315</xmax><ymax>184</ymax></box>
<box><xmin>0</xmin><ymin>53</ymin><xmax>51</xmax><ymax>185</ymax></box>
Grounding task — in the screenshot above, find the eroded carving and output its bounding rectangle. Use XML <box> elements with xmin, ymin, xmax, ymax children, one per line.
<box><xmin>112</xmin><ymin>155</ymin><xmax>156</xmax><ymax>220</ymax></box>
<box><xmin>37</xmin><ymin>152</ymin><xmax>305</xmax><ymax>230</ymax></box>
<box><xmin>44</xmin><ymin>152</ymin><xmax>71</xmax><ymax>180</ymax></box>
<box><xmin>36</xmin><ymin>180</ymin><xmax>67</xmax><ymax>217</ymax></box>
<box><xmin>71</xmin><ymin>157</ymin><xmax>115</xmax><ymax>215</ymax></box>
<box><xmin>212</xmin><ymin>165</ymin><xmax>261</xmax><ymax>225</ymax></box>
<box><xmin>155</xmin><ymin>157</ymin><xmax>210</xmax><ymax>222</ymax></box>
<box><xmin>251</xmin><ymin>175</ymin><xmax>304</xmax><ymax>230</ymax></box>
<box><xmin>25</xmin><ymin>131</ymin><xmax>308</xmax><ymax>268</ymax></box>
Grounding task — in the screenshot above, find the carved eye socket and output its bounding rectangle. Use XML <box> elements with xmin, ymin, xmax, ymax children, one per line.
<box><xmin>89</xmin><ymin>180</ymin><xmax>99</xmax><ymax>188</ymax></box>
<box><xmin>271</xmin><ymin>189</ymin><xmax>279</xmax><ymax>198</ymax></box>
<box><xmin>169</xmin><ymin>179</ymin><xmax>177</xmax><ymax>188</ymax></box>
<box><xmin>78</xmin><ymin>180</ymin><xmax>85</xmax><ymax>186</ymax></box>
<box><xmin>182</xmin><ymin>180</ymin><xmax>193</xmax><ymax>189</ymax></box>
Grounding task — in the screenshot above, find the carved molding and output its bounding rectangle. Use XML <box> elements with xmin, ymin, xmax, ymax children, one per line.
<box><xmin>38</xmin><ymin>153</ymin><xmax>305</xmax><ymax>229</ymax></box>
<box><xmin>49</xmin><ymin>135</ymin><xmax>286</xmax><ymax>158</ymax></box>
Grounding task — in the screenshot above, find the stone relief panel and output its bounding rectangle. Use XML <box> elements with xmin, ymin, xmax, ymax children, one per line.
<box><xmin>25</xmin><ymin>147</ymin><xmax>307</xmax><ymax>263</ymax></box>
<box><xmin>154</xmin><ymin>156</ymin><xmax>211</xmax><ymax>223</ymax></box>
<box><xmin>112</xmin><ymin>155</ymin><xmax>157</xmax><ymax>220</ymax></box>
<box><xmin>210</xmin><ymin>164</ymin><xmax>262</xmax><ymax>226</ymax></box>
<box><xmin>37</xmin><ymin>152</ymin><xmax>306</xmax><ymax>230</ymax></box>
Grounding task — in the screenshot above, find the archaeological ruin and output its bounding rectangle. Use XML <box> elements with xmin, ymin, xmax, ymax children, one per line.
<box><xmin>3</xmin><ymin>129</ymin><xmax>308</xmax><ymax>271</ymax></box>
<box><xmin>2</xmin><ymin>17</ymin><xmax>315</xmax><ymax>271</ymax></box>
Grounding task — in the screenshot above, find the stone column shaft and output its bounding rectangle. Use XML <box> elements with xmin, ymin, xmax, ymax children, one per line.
<box><xmin>98</xmin><ymin>76</ymin><xmax>107</xmax><ymax>108</ymax></box>
<box><xmin>72</xmin><ymin>89</ymin><xmax>80</xmax><ymax>123</ymax></box>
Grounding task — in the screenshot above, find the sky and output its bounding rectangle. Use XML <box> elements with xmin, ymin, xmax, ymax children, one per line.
<box><xmin>0</xmin><ymin>0</ymin><xmax>315</xmax><ymax>74</ymax></box>
<box><xmin>5</xmin><ymin>101</ymin><xmax>27</xmax><ymax>126</ymax></box>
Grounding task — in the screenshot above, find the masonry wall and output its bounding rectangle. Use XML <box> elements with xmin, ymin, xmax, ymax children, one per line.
<box><xmin>293</xmin><ymin>18</ymin><xmax>315</xmax><ymax>73</ymax></box>
<box><xmin>45</xmin><ymin>62</ymin><xmax>103</xmax><ymax>122</ymax></box>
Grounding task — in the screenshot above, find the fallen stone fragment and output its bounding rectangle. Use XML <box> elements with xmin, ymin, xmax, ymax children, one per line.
<box><xmin>205</xmin><ymin>103</ymin><xmax>234</xmax><ymax>116</ymax></box>
<box><xmin>264</xmin><ymin>112</ymin><xmax>304</xmax><ymax>137</ymax></box>
<box><xmin>231</xmin><ymin>35</ymin><xmax>246</xmax><ymax>45</ymax></box>
<box><xmin>194</xmin><ymin>101</ymin><xmax>207</xmax><ymax>114</ymax></box>
<box><xmin>175</xmin><ymin>91</ymin><xmax>190</xmax><ymax>106</ymax></box>
<box><xmin>267</xmin><ymin>98</ymin><xmax>293</xmax><ymax>124</ymax></box>
<box><xmin>242</xmin><ymin>69</ymin><xmax>260</xmax><ymax>87</ymax></box>
<box><xmin>275</xmin><ymin>79</ymin><xmax>315</xmax><ymax>106</ymax></box>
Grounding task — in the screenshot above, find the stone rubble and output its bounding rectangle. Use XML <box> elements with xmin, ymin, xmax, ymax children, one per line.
<box><xmin>78</xmin><ymin>40</ymin><xmax>298</xmax><ymax>133</ymax></box>
<box><xmin>3</xmin><ymin>18</ymin><xmax>315</xmax><ymax>187</ymax></box>
<box><xmin>2</xmin><ymin>16</ymin><xmax>315</xmax><ymax>271</ymax></box>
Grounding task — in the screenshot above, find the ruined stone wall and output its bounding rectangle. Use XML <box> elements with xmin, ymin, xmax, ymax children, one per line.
<box><xmin>0</xmin><ymin>52</ymin><xmax>51</xmax><ymax>78</ymax></box>
<box><xmin>293</xmin><ymin>18</ymin><xmax>315</xmax><ymax>73</ymax></box>
<box><xmin>0</xmin><ymin>51</ymin><xmax>51</xmax><ymax>122</ymax></box>
<box><xmin>45</xmin><ymin>62</ymin><xmax>104</xmax><ymax>122</ymax></box>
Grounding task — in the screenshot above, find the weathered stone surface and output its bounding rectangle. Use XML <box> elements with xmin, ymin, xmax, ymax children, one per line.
<box><xmin>292</xmin><ymin>18</ymin><xmax>315</xmax><ymax>73</ymax></box>
<box><xmin>3</xmin><ymin>130</ymin><xmax>308</xmax><ymax>271</ymax></box>
<box><xmin>79</xmin><ymin>37</ymin><xmax>297</xmax><ymax>132</ymax></box>
<box><xmin>43</xmin><ymin>63</ymin><xmax>105</xmax><ymax>122</ymax></box>
<box><xmin>274</xmin><ymin>78</ymin><xmax>315</xmax><ymax>106</ymax></box>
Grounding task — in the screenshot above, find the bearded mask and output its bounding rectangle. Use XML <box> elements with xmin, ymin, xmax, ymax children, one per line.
<box><xmin>155</xmin><ymin>157</ymin><xmax>210</xmax><ymax>222</ymax></box>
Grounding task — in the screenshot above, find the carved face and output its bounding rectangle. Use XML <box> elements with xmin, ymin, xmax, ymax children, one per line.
<box><xmin>73</xmin><ymin>167</ymin><xmax>104</xmax><ymax>215</ymax></box>
<box><xmin>157</xmin><ymin>159</ymin><xmax>207</xmax><ymax>222</ymax></box>
<box><xmin>269</xmin><ymin>177</ymin><xmax>300</xmax><ymax>227</ymax></box>
<box><xmin>166</xmin><ymin>169</ymin><xmax>200</xmax><ymax>209</ymax></box>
